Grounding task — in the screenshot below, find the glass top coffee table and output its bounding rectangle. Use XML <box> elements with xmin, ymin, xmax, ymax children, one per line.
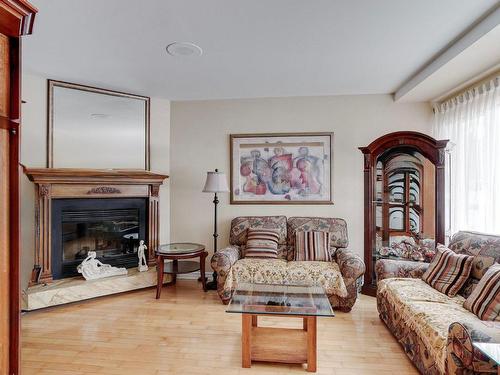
<box><xmin>226</xmin><ymin>283</ymin><xmax>334</xmax><ymax>372</ymax></box>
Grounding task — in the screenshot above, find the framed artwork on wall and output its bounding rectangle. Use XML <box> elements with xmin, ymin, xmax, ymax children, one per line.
<box><xmin>230</xmin><ymin>132</ymin><xmax>334</xmax><ymax>204</ymax></box>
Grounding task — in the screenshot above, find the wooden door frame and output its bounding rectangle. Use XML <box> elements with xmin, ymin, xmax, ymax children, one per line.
<box><xmin>0</xmin><ymin>1</ymin><xmax>37</xmax><ymax>374</ymax></box>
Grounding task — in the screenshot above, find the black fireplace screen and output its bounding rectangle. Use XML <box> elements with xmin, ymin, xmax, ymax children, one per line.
<box><xmin>52</xmin><ymin>198</ymin><xmax>147</xmax><ymax>279</ymax></box>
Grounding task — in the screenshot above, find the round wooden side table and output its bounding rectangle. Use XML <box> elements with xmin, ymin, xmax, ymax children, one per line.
<box><xmin>155</xmin><ymin>242</ymin><xmax>208</xmax><ymax>299</ymax></box>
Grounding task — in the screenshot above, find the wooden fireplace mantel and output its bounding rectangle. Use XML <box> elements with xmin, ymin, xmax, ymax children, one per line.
<box><xmin>23</xmin><ymin>167</ymin><xmax>169</xmax><ymax>284</ymax></box>
<box><xmin>24</xmin><ymin>167</ymin><xmax>168</xmax><ymax>184</ymax></box>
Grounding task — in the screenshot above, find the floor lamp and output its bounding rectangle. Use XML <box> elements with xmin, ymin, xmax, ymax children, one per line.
<box><xmin>202</xmin><ymin>169</ymin><xmax>229</xmax><ymax>290</ymax></box>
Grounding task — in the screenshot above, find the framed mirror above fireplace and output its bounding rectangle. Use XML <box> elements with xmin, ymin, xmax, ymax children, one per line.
<box><xmin>47</xmin><ymin>80</ymin><xmax>150</xmax><ymax>170</ymax></box>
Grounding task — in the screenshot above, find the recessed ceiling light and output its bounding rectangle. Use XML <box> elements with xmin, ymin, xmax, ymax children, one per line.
<box><xmin>166</xmin><ymin>42</ymin><xmax>203</xmax><ymax>57</ymax></box>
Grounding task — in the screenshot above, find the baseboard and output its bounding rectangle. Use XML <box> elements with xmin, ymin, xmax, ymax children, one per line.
<box><xmin>176</xmin><ymin>272</ymin><xmax>212</xmax><ymax>280</ymax></box>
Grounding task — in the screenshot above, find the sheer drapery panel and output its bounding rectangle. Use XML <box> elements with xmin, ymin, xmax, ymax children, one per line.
<box><xmin>433</xmin><ymin>77</ymin><xmax>500</xmax><ymax>235</ymax></box>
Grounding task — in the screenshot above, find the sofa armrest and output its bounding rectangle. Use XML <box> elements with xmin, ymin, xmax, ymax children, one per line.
<box><xmin>447</xmin><ymin>320</ymin><xmax>500</xmax><ymax>374</ymax></box>
<box><xmin>335</xmin><ymin>248</ymin><xmax>365</xmax><ymax>286</ymax></box>
<box><xmin>375</xmin><ymin>259</ymin><xmax>429</xmax><ymax>281</ymax></box>
<box><xmin>210</xmin><ymin>245</ymin><xmax>241</xmax><ymax>304</ymax></box>
<box><xmin>210</xmin><ymin>245</ymin><xmax>241</xmax><ymax>274</ymax></box>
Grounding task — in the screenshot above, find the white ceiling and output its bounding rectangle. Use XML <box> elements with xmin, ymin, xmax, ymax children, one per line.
<box><xmin>23</xmin><ymin>0</ymin><xmax>500</xmax><ymax>101</ymax></box>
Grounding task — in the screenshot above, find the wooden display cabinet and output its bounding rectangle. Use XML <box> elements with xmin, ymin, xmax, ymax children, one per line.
<box><xmin>359</xmin><ymin>132</ymin><xmax>449</xmax><ymax>296</ymax></box>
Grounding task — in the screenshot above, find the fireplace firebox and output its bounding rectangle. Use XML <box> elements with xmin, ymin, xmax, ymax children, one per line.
<box><xmin>51</xmin><ymin>198</ymin><xmax>147</xmax><ymax>279</ymax></box>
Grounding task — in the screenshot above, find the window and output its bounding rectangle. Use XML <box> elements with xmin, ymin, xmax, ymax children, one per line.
<box><xmin>433</xmin><ymin>77</ymin><xmax>500</xmax><ymax>235</ymax></box>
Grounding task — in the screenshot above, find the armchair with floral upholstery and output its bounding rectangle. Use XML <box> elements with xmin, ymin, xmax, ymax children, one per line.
<box><xmin>211</xmin><ymin>216</ymin><xmax>365</xmax><ymax>312</ymax></box>
<box><xmin>376</xmin><ymin>231</ymin><xmax>500</xmax><ymax>375</ymax></box>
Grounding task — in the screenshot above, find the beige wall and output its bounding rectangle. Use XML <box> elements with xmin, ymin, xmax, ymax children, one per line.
<box><xmin>170</xmin><ymin>95</ymin><xmax>433</xmax><ymax>264</ymax></box>
<box><xmin>19</xmin><ymin>72</ymin><xmax>171</xmax><ymax>290</ymax></box>
<box><xmin>19</xmin><ymin>85</ymin><xmax>433</xmax><ymax>288</ymax></box>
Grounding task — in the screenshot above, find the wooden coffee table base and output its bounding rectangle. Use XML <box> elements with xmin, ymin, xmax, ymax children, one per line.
<box><xmin>241</xmin><ymin>314</ymin><xmax>317</xmax><ymax>372</ymax></box>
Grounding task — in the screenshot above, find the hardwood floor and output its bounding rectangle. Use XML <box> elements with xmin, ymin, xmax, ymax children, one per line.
<box><xmin>22</xmin><ymin>280</ymin><xmax>418</xmax><ymax>375</ymax></box>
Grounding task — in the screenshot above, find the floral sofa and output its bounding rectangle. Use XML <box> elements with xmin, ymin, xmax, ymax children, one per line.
<box><xmin>376</xmin><ymin>231</ymin><xmax>500</xmax><ymax>375</ymax></box>
<box><xmin>210</xmin><ymin>216</ymin><xmax>365</xmax><ymax>312</ymax></box>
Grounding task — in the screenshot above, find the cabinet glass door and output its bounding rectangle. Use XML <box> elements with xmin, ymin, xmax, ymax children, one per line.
<box><xmin>373</xmin><ymin>150</ymin><xmax>436</xmax><ymax>267</ymax></box>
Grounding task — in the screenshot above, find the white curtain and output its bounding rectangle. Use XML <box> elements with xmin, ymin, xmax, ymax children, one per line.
<box><xmin>433</xmin><ymin>77</ymin><xmax>500</xmax><ymax>236</ymax></box>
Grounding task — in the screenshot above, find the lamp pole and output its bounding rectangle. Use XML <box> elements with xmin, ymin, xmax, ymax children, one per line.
<box><xmin>206</xmin><ymin>170</ymin><xmax>220</xmax><ymax>290</ymax></box>
<box><xmin>202</xmin><ymin>168</ymin><xmax>228</xmax><ymax>291</ymax></box>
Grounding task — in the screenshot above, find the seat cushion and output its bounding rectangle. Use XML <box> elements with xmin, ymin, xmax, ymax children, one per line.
<box><xmin>224</xmin><ymin>258</ymin><xmax>347</xmax><ymax>298</ymax></box>
<box><xmin>226</xmin><ymin>258</ymin><xmax>288</xmax><ymax>288</ymax></box>
<box><xmin>286</xmin><ymin>261</ymin><xmax>347</xmax><ymax>297</ymax></box>
<box><xmin>378</xmin><ymin>278</ymin><xmax>480</xmax><ymax>374</ymax></box>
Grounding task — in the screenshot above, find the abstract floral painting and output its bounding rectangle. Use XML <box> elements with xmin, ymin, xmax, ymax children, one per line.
<box><xmin>230</xmin><ymin>133</ymin><xmax>333</xmax><ymax>204</ymax></box>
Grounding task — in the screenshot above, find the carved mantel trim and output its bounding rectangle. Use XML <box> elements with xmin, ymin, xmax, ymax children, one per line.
<box><xmin>150</xmin><ymin>185</ymin><xmax>160</xmax><ymax>197</ymax></box>
<box><xmin>23</xmin><ymin>167</ymin><xmax>169</xmax><ymax>284</ymax></box>
<box><xmin>86</xmin><ymin>186</ymin><xmax>121</xmax><ymax>195</ymax></box>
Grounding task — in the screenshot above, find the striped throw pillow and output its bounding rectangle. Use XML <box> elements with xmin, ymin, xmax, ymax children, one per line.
<box><xmin>244</xmin><ymin>228</ymin><xmax>280</xmax><ymax>258</ymax></box>
<box><xmin>422</xmin><ymin>245</ymin><xmax>473</xmax><ymax>297</ymax></box>
<box><xmin>463</xmin><ymin>263</ymin><xmax>500</xmax><ymax>321</ymax></box>
<box><xmin>294</xmin><ymin>231</ymin><xmax>332</xmax><ymax>261</ymax></box>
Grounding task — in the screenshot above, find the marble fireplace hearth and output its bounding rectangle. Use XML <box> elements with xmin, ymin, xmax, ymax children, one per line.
<box><xmin>22</xmin><ymin>268</ymin><xmax>173</xmax><ymax>311</ymax></box>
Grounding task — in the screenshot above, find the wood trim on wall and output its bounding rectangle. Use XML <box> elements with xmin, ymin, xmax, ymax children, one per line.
<box><xmin>0</xmin><ymin>1</ymin><xmax>37</xmax><ymax>374</ymax></box>
<box><xmin>0</xmin><ymin>1</ymin><xmax>36</xmax><ymax>37</ymax></box>
<box><xmin>0</xmin><ymin>32</ymin><xmax>11</xmax><ymax>375</ymax></box>
<box><xmin>148</xmin><ymin>185</ymin><xmax>160</xmax><ymax>266</ymax></box>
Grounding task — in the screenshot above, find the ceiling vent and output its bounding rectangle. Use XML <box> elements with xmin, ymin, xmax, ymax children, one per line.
<box><xmin>166</xmin><ymin>42</ymin><xmax>203</xmax><ymax>57</ymax></box>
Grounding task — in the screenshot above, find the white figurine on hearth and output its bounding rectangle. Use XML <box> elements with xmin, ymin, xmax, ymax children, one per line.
<box><xmin>138</xmin><ymin>240</ymin><xmax>148</xmax><ymax>272</ymax></box>
<box><xmin>77</xmin><ymin>251</ymin><xmax>127</xmax><ymax>280</ymax></box>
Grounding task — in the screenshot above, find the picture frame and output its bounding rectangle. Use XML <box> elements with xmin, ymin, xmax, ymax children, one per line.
<box><xmin>47</xmin><ymin>80</ymin><xmax>150</xmax><ymax>170</ymax></box>
<box><xmin>230</xmin><ymin>132</ymin><xmax>334</xmax><ymax>204</ymax></box>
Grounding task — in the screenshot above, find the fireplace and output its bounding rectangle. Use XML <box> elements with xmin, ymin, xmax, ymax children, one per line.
<box><xmin>24</xmin><ymin>168</ymin><xmax>168</xmax><ymax>284</ymax></box>
<box><xmin>51</xmin><ymin>198</ymin><xmax>147</xmax><ymax>279</ymax></box>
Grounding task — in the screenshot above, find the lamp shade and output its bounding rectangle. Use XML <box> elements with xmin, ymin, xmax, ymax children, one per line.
<box><xmin>202</xmin><ymin>170</ymin><xmax>229</xmax><ymax>193</ymax></box>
